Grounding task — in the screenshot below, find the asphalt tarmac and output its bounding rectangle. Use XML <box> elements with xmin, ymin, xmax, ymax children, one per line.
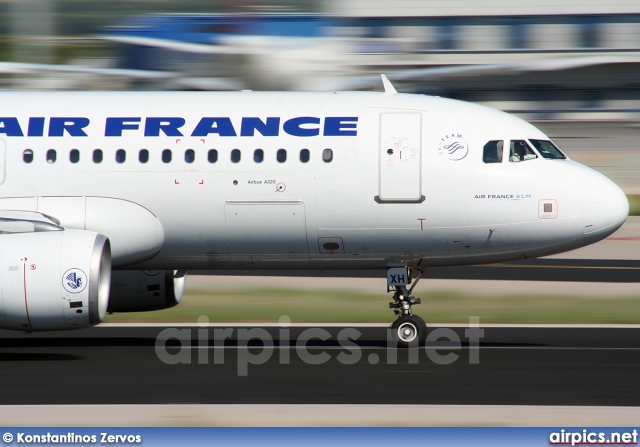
<box><xmin>0</xmin><ymin>325</ymin><xmax>638</xmax><ymax>406</ymax></box>
<box><xmin>202</xmin><ymin>258</ymin><xmax>640</xmax><ymax>283</ymax></box>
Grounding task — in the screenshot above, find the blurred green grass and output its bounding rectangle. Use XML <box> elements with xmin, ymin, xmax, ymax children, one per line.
<box><xmin>629</xmin><ymin>194</ymin><xmax>640</xmax><ymax>216</ymax></box>
<box><xmin>104</xmin><ymin>287</ymin><xmax>640</xmax><ymax>325</ymax></box>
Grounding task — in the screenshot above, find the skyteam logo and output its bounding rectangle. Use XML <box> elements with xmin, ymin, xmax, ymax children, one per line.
<box><xmin>62</xmin><ymin>268</ymin><xmax>88</xmax><ymax>294</ymax></box>
<box><xmin>438</xmin><ymin>133</ymin><xmax>469</xmax><ymax>161</ymax></box>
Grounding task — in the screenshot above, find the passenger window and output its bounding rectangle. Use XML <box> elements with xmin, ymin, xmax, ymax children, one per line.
<box><xmin>23</xmin><ymin>149</ymin><xmax>33</xmax><ymax>164</ymax></box>
<box><xmin>185</xmin><ymin>149</ymin><xmax>195</xmax><ymax>163</ymax></box>
<box><xmin>254</xmin><ymin>149</ymin><xmax>264</xmax><ymax>163</ymax></box>
<box><xmin>46</xmin><ymin>149</ymin><xmax>57</xmax><ymax>164</ymax></box>
<box><xmin>277</xmin><ymin>149</ymin><xmax>287</xmax><ymax>163</ymax></box>
<box><xmin>139</xmin><ymin>149</ymin><xmax>149</xmax><ymax>163</ymax></box>
<box><xmin>93</xmin><ymin>149</ymin><xmax>103</xmax><ymax>163</ymax></box>
<box><xmin>482</xmin><ymin>141</ymin><xmax>503</xmax><ymax>163</ymax></box>
<box><xmin>162</xmin><ymin>149</ymin><xmax>172</xmax><ymax>164</ymax></box>
<box><xmin>70</xmin><ymin>149</ymin><xmax>80</xmax><ymax>163</ymax></box>
<box><xmin>208</xmin><ymin>149</ymin><xmax>218</xmax><ymax>163</ymax></box>
<box><xmin>115</xmin><ymin>149</ymin><xmax>126</xmax><ymax>164</ymax></box>
<box><xmin>300</xmin><ymin>148</ymin><xmax>310</xmax><ymax>163</ymax></box>
<box><xmin>322</xmin><ymin>148</ymin><xmax>333</xmax><ymax>163</ymax></box>
<box><xmin>509</xmin><ymin>140</ymin><xmax>538</xmax><ymax>162</ymax></box>
<box><xmin>231</xmin><ymin>149</ymin><xmax>241</xmax><ymax>163</ymax></box>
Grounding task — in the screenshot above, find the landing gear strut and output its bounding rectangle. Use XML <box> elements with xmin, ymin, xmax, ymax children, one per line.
<box><xmin>387</xmin><ymin>267</ymin><xmax>426</xmax><ymax>347</ymax></box>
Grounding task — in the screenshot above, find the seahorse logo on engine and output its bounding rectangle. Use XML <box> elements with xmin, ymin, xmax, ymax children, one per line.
<box><xmin>62</xmin><ymin>268</ymin><xmax>88</xmax><ymax>294</ymax></box>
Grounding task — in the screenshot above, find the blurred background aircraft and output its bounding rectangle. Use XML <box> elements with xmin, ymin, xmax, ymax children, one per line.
<box><xmin>1</xmin><ymin>0</ymin><xmax>640</xmax><ymax>122</ymax></box>
<box><xmin>95</xmin><ymin>12</ymin><xmax>640</xmax><ymax>98</ymax></box>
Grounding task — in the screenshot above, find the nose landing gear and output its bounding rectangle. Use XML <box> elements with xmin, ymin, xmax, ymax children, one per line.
<box><xmin>387</xmin><ymin>267</ymin><xmax>426</xmax><ymax>347</ymax></box>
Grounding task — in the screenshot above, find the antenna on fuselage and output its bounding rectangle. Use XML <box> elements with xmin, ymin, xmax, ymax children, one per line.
<box><xmin>381</xmin><ymin>74</ymin><xmax>397</xmax><ymax>96</ymax></box>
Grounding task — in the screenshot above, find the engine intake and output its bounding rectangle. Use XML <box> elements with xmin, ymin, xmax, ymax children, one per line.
<box><xmin>0</xmin><ymin>230</ymin><xmax>111</xmax><ymax>331</ymax></box>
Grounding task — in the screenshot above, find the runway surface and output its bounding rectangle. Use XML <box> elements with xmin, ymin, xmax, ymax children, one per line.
<box><xmin>1</xmin><ymin>325</ymin><xmax>639</xmax><ymax>407</ymax></box>
<box><xmin>424</xmin><ymin>258</ymin><xmax>640</xmax><ymax>282</ymax></box>
<box><xmin>196</xmin><ymin>258</ymin><xmax>640</xmax><ymax>283</ymax></box>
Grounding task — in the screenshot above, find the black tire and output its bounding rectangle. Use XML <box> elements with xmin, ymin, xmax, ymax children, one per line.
<box><xmin>412</xmin><ymin>315</ymin><xmax>426</xmax><ymax>327</ymax></box>
<box><xmin>391</xmin><ymin>315</ymin><xmax>427</xmax><ymax>348</ymax></box>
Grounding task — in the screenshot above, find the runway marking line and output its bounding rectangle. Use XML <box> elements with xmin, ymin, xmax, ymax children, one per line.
<box><xmin>181</xmin><ymin>346</ymin><xmax>640</xmax><ymax>351</ymax></box>
<box><xmin>98</xmin><ymin>323</ymin><xmax>640</xmax><ymax>329</ymax></box>
<box><xmin>606</xmin><ymin>237</ymin><xmax>640</xmax><ymax>241</ymax></box>
<box><xmin>479</xmin><ymin>263</ymin><xmax>640</xmax><ymax>270</ymax></box>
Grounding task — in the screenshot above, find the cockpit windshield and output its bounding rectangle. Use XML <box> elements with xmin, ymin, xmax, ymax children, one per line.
<box><xmin>529</xmin><ymin>139</ymin><xmax>567</xmax><ymax>160</ymax></box>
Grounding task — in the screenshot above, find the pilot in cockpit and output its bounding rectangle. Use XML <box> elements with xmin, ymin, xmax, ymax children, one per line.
<box><xmin>510</xmin><ymin>140</ymin><xmax>537</xmax><ymax>162</ymax></box>
<box><xmin>510</xmin><ymin>145</ymin><xmax>525</xmax><ymax>162</ymax></box>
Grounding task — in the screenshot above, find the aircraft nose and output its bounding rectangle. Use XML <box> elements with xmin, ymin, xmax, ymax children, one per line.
<box><xmin>583</xmin><ymin>172</ymin><xmax>629</xmax><ymax>245</ymax></box>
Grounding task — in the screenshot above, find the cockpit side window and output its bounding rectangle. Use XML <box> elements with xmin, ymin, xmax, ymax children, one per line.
<box><xmin>483</xmin><ymin>140</ymin><xmax>503</xmax><ymax>163</ymax></box>
<box><xmin>529</xmin><ymin>139</ymin><xmax>567</xmax><ymax>160</ymax></box>
<box><xmin>509</xmin><ymin>140</ymin><xmax>538</xmax><ymax>162</ymax></box>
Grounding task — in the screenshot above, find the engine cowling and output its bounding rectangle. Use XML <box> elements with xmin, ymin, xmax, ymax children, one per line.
<box><xmin>0</xmin><ymin>230</ymin><xmax>111</xmax><ymax>331</ymax></box>
<box><xmin>108</xmin><ymin>270</ymin><xmax>186</xmax><ymax>313</ymax></box>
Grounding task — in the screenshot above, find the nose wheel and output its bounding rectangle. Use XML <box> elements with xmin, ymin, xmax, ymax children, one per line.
<box><xmin>391</xmin><ymin>315</ymin><xmax>426</xmax><ymax>346</ymax></box>
<box><xmin>387</xmin><ymin>267</ymin><xmax>427</xmax><ymax>348</ymax></box>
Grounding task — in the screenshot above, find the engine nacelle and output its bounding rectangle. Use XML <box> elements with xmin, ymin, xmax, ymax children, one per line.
<box><xmin>108</xmin><ymin>270</ymin><xmax>186</xmax><ymax>313</ymax></box>
<box><xmin>0</xmin><ymin>230</ymin><xmax>111</xmax><ymax>331</ymax></box>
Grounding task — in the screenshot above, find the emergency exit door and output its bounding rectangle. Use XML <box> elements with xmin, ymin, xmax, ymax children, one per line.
<box><xmin>376</xmin><ymin>113</ymin><xmax>423</xmax><ymax>203</ymax></box>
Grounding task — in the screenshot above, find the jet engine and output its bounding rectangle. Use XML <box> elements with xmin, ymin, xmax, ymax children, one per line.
<box><xmin>0</xmin><ymin>230</ymin><xmax>111</xmax><ymax>331</ymax></box>
<box><xmin>108</xmin><ymin>270</ymin><xmax>186</xmax><ymax>313</ymax></box>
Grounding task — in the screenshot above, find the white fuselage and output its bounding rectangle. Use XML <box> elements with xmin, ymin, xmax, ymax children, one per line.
<box><xmin>0</xmin><ymin>91</ymin><xmax>629</xmax><ymax>272</ymax></box>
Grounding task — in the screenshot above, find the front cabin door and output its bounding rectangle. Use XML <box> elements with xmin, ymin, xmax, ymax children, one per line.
<box><xmin>377</xmin><ymin>113</ymin><xmax>423</xmax><ymax>203</ymax></box>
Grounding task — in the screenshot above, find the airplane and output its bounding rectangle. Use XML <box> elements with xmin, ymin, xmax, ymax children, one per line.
<box><xmin>97</xmin><ymin>13</ymin><xmax>640</xmax><ymax>92</ymax></box>
<box><xmin>5</xmin><ymin>12</ymin><xmax>640</xmax><ymax>93</ymax></box>
<box><xmin>0</xmin><ymin>76</ymin><xmax>629</xmax><ymax>347</ymax></box>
